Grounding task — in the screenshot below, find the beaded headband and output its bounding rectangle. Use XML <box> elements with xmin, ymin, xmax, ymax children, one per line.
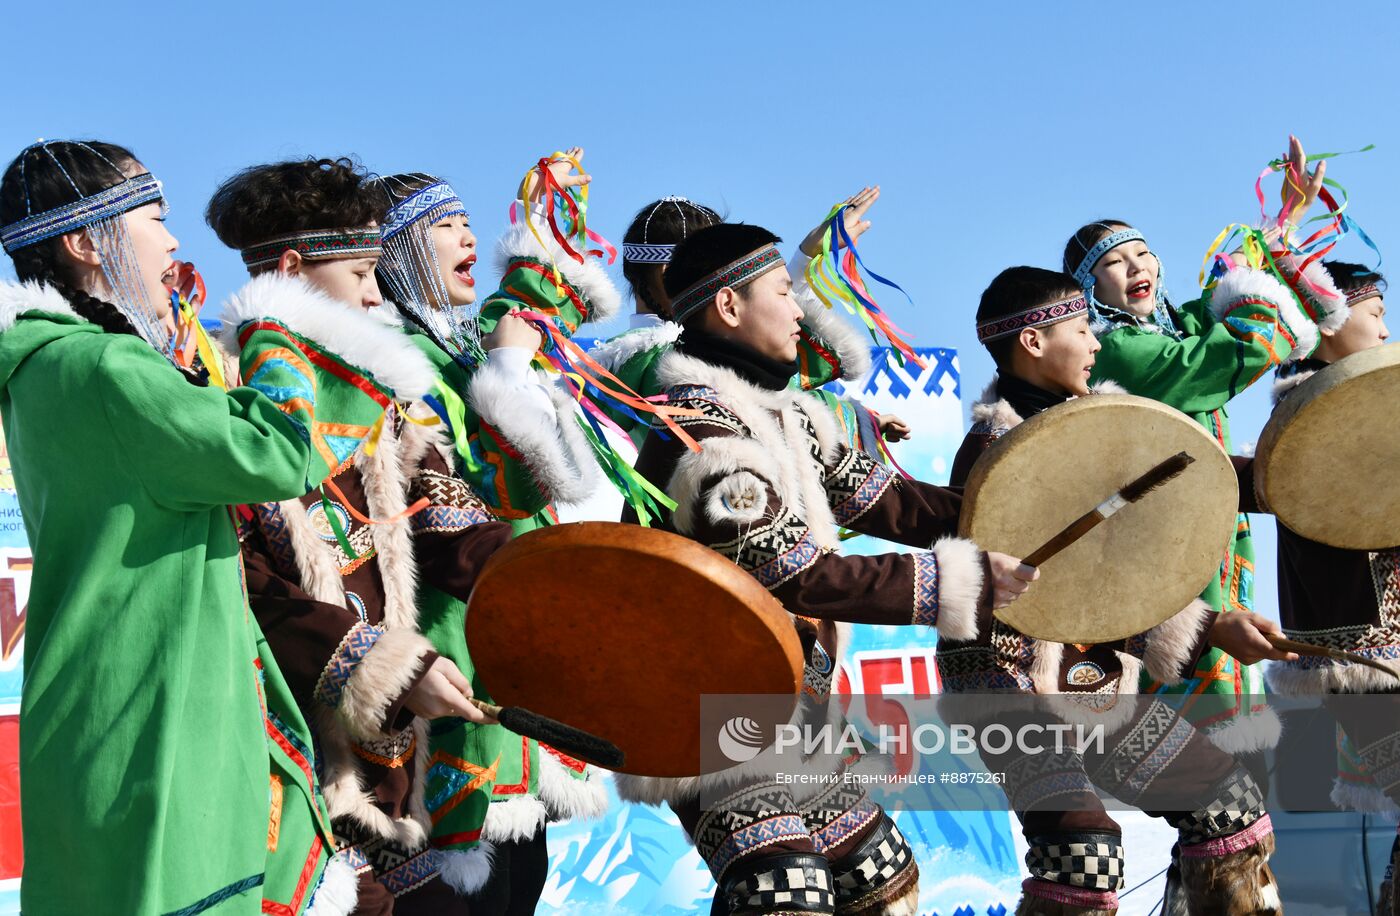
<box><xmin>1346</xmin><ymin>282</ymin><xmax>1382</xmax><ymax>305</ymax></box>
<box><xmin>240</xmin><ymin>227</ymin><xmax>383</xmax><ymax>270</ymax></box>
<box><xmin>1</xmin><ymin>171</ymin><xmax>165</xmax><ymax>254</ymax></box>
<box><xmin>977</xmin><ymin>294</ymin><xmax>1088</xmax><ymax>343</ymax></box>
<box><xmin>381</xmin><ymin>181</ymin><xmax>467</xmax><ymax>242</ymax></box>
<box><xmin>1072</xmin><ymin>228</ymin><xmax>1146</xmax><ymax>287</ymax></box>
<box><xmin>670</xmin><ymin>244</ymin><xmax>785</xmax><ymax>324</ymax></box>
<box><xmin>622</xmin><ymin>242</ymin><xmax>675</xmax><ymax>263</ymax></box>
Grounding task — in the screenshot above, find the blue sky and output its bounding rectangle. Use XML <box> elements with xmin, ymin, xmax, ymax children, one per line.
<box><xmin>5</xmin><ymin>0</ymin><xmax>1399</xmax><ymax>618</ymax></box>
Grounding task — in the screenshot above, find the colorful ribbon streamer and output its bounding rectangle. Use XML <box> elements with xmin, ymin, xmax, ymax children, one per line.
<box><xmin>804</xmin><ymin>204</ymin><xmax>925</xmax><ymax>369</ymax></box>
<box><xmin>511</xmin><ymin>152</ymin><xmax>617</xmax><ymax>292</ymax></box>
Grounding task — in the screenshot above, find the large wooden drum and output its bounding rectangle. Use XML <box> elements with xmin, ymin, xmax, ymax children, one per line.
<box><xmin>959</xmin><ymin>394</ymin><xmax>1238</xmax><ymax>644</ymax></box>
<box><xmin>465</xmin><ymin>522</ymin><xmax>805</xmax><ymax>777</ymax></box>
<box><xmin>1254</xmin><ymin>345</ymin><xmax>1400</xmax><ymax>549</ymax></box>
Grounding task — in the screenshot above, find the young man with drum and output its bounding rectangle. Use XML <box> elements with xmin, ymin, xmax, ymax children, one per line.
<box><xmin>1261</xmin><ymin>260</ymin><xmax>1399</xmax><ymax>911</ymax></box>
<box><xmin>944</xmin><ymin>266</ymin><xmax>1296</xmax><ymax>915</ymax></box>
<box><xmin>614</xmin><ymin>222</ymin><xmax>1038</xmax><ymax>915</ymax></box>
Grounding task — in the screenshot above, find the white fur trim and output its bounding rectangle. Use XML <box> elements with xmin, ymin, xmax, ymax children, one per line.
<box><xmin>589</xmin><ymin>322</ymin><xmax>682</xmax><ymax>374</ymax></box>
<box><xmin>1331</xmin><ymin>779</ymin><xmax>1400</xmax><ymax>817</ymax></box>
<box><xmin>303</xmin><ymin>851</ymin><xmax>360</xmax><ymax>916</ymax></box>
<box><xmin>1265</xmin><ymin>655</ymin><xmax>1400</xmax><ymax>695</ymax></box>
<box><xmin>1285</xmin><ymin>254</ymin><xmax>1350</xmax><ymax>333</ymax></box>
<box><xmin>703</xmin><ymin>470</ymin><xmax>770</xmax><ymax>526</ymax></box>
<box><xmin>318</xmin><ymin>711</ymin><xmax>431</xmax><ymax>849</ymax></box>
<box><xmin>438</xmin><ymin>843</ymin><xmax>497</xmax><ymax>896</ymax></box>
<box><xmin>466</xmin><ymin>362</ymin><xmax>597</xmax><ymax>505</ymax></box>
<box><xmin>1271</xmin><ymin>366</ymin><xmax>1317</xmax><ymax>405</ymax></box>
<box><xmin>536</xmin><ymin>749</ymin><xmax>609</xmax><ymax>822</ymax></box>
<box><xmin>1209</xmin><ymin>266</ymin><xmax>1318</xmax><ymax>363</ymax></box>
<box><xmin>1141</xmin><ymin>600</ymin><xmax>1212</xmax><ymax>686</ymax></box>
<box><xmin>481</xmin><ymin>794</ymin><xmax>548</xmax><ymax>843</ymax></box>
<box><xmin>217</xmin><ymin>273</ymin><xmax>437</xmax><ymax>399</ymax></box>
<box><xmin>1203</xmin><ymin>706</ymin><xmax>1283</xmax><ymax>754</ymax></box>
<box><xmin>1089</xmin><ymin>378</ymin><xmax>1128</xmax><ymax>395</ymax></box>
<box><xmin>0</xmin><ymin>280</ymin><xmax>81</xmax><ymax>331</ymax></box>
<box><xmin>669</xmin><ymin>436</ymin><xmax>784</xmax><ymax>533</ymax></box>
<box><xmin>795</xmin><ymin>286</ymin><xmax>873</xmax><ymax>381</ymax></box>
<box><xmin>657</xmin><ymin>350</ymin><xmax>841</xmax><ymax>549</ymax></box>
<box><xmin>929</xmin><ymin>538</ymin><xmax>985</xmax><ymax>641</ymax></box>
<box><xmin>495</xmin><ymin>221</ymin><xmax>621</xmax><ymax>323</ymax></box>
<box><xmin>337</xmin><ymin>627</ymin><xmax>435</xmax><ymax>741</ymax></box>
<box><xmin>882</xmin><ymin>881</ymin><xmax>921</xmax><ymax>916</ymax></box>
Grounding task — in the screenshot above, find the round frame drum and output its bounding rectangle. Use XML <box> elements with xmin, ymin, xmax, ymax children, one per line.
<box><xmin>959</xmin><ymin>394</ymin><xmax>1237</xmax><ymax>644</ymax></box>
<box><xmin>1255</xmin><ymin>345</ymin><xmax>1400</xmax><ymax>549</ymax></box>
<box><xmin>465</xmin><ymin>521</ymin><xmax>805</xmax><ymax>777</ymax></box>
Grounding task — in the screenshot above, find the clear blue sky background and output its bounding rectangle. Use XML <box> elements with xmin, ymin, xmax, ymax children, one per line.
<box><xmin>5</xmin><ymin>0</ymin><xmax>1398</xmax><ymax>619</ymax></box>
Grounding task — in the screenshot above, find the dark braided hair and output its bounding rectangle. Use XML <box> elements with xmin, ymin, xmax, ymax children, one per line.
<box><xmin>1</xmin><ymin>141</ymin><xmax>153</xmax><ymax>340</ymax></box>
<box><xmin>622</xmin><ymin>197</ymin><xmax>723</xmax><ymax>319</ymax></box>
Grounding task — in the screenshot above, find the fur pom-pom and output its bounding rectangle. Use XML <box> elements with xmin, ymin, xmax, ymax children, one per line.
<box><xmin>303</xmin><ymin>851</ymin><xmax>360</xmax><ymax>916</ymax></box>
<box><xmin>438</xmin><ymin>843</ymin><xmax>496</xmax><ymax>896</ymax></box>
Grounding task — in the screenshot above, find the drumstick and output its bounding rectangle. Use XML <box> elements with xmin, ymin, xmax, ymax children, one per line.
<box><xmin>466</xmin><ymin>697</ymin><xmax>625</xmax><ymax>769</ymax></box>
<box><xmin>1265</xmin><ymin>635</ymin><xmax>1400</xmax><ymax>683</ymax></box>
<box><xmin>1022</xmin><ymin>451</ymin><xmax>1196</xmax><ymax>568</ymax></box>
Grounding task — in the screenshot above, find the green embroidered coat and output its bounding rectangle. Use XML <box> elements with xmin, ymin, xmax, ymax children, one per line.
<box><xmin>0</xmin><ymin>275</ymin><xmax>435</xmax><ymax>915</ymax></box>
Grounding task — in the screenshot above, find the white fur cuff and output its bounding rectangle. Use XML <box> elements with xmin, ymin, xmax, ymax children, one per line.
<box><xmin>1209</xmin><ymin>266</ymin><xmax>1318</xmax><ymax>363</ymax></box>
<box><xmin>481</xmin><ymin>794</ymin><xmax>548</xmax><ymax>843</ymax></box>
<box><xmin>495</xmin><ymin>221</ymin><xmax>621</xmax><ymax>323</ymax></box>
<box><xmin>336</xmin><ymin>627</ymin><xmax>436</xmax><ymax>741</ymax></box>
<box><xmin>217</xmin><ymin>273</ymin><xmax>437</xmax><ymax>399</ymax></box>
<box><xmin>925</xmin><ymin>538</ymin><xmax>985</xmax><ymax>641</ymax></box>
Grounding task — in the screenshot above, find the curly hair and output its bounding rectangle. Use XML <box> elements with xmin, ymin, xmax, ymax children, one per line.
<box><xmin>205</xmin><ymin>157</ymin><xmax>386</xmax><ymax>262</ymax></box>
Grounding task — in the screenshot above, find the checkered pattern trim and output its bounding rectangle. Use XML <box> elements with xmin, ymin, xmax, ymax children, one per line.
<box><xmin>826</xmin><ymin>448</ymin><xmax>896</xmax><ymax>527</ymax></box>
<box><xmin>314</xmin><ymin>621</ymin><xmax>384</xmax><ymax>710</ymax></box>
<box><xmin>911</xmin><ymin>550</ymin><xmax>941</xmax><ymax>627</ymax></box>
<box><xmin>1172</xmin><ymin>768</ymin><xmax>1266</xmax><ymax>846</ymax></box>
<box><xmin>408</xmin><ymin>468</ymin><xmax>492</xmax><ymax>535</ymax></box>
<box><xmin>713</xmin><ymin>507</ymin><xmax>822</xmax><ymax>590</ymax></box>
<box><xmin>670</xmin><ymin>244</ymin><xmax>785</xmax><ymax>324</ymax></box>
<box><xmin>831</xmin><ymin>815</ymin><xmax>916</xmax><ymax>903</ymax></box>
<box><xmin>722</xmin><ymin>854</ymin><xmax>835</xmax><ymax>914</ymax></box>
<box><xmin>1026</xmin><ymin>832</ymin><xmax>1125</xmax><ymax>891</ymax></box>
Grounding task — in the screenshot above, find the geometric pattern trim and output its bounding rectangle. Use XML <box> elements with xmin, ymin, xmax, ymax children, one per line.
<box><xmin>911</xmin><ymin>550</ymin><xmax>941</xmax><ymax>628</ymax></box>
<box><xmin>1171</xmin><ymin>768</ymin><xmax>1266</xmax><ymax>846</ymax></box>
<box><xmin>713</xmin><ymin>508</ymin><xmax>822</xmax><ymax>590</ymax></box>
<box><xmin>314</xmin><ymin>621</ymin><xmax>384</xmax><ymax>710</ymax></box>
<box><xmin>1025</xmin><ymin>832</ymin><xmax>1125</xmax><ymax>891</ymax></box>
<box><xmin>830</xmin><ymin>815</ymin><xmax>917</xmax><ymax>904</ymax></box>
<box><xmin>826</xmin><ymin>449</ymin><xmax>896</xmax><ymax>528</ymax></box>
<box><xmin>723</xmin><ymin>853</ymin><xmax>835</xmax><ymax>914</ymax></box>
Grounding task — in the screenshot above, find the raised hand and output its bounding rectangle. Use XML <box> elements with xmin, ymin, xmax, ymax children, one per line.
<box><xmin>800</xmin><ymin>185</ymin><xmax>881</xmax><ymax>257</ymax></box>
<box><xmin>1279</xmin><ymin>135</ymin><xmax>1327</xmax><ymax>227</ymax></box>
<box><xmin>528</xmin><ymin>146</ymin><xmax>590</xmax><ymax>201</ymax></box>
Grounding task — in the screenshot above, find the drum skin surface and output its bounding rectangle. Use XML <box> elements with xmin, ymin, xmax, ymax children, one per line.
<box><xmin>959</xmin><ymin>394</ymin><xmax>1237</xmax><ymax>644</ymax></box>
<box><xmin>466</xmin><ymin>521</ymin><xmax>805</xmax><ymax>777</ymax></box>
<box><xmin>1255</xmin><ymin>345</ymin><xmax>1400</xmax><ymax>549</ymax></box>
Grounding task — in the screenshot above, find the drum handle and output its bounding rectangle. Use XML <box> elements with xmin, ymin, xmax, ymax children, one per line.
<box><xmin>1023</xmin><ymin>452</ymin><xmax>1195</xmax><ymax>569</ymax></box>
<box><xmin>465</xmin><ymin>697</ymin><xmax>626</xmax><ymax>769</ymax></box>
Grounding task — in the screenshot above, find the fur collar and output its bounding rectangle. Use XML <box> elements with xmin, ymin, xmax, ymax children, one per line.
<box><xmin>1271</xmin><ymin>366</ymin><xmax>1319</xmax><ymax>405</ymax></box>
<box><xmin>0</xmin><ymin>280</ymin><xmax>83</xmax><ymax>332</ymax></box>
<box><xmin>589</xmin><ymin>320</ymin><xmax>683</xmax><ymax>373</ymax></box>
<box><xmin>968</xmin><ymin>375</ymin><xmax>1128</xmax><ymax>432</ymax></box>
<box><xmin>217</xmin><ymin>273</ymin><xmax>436</xmax><ymax>400</ymax></box>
